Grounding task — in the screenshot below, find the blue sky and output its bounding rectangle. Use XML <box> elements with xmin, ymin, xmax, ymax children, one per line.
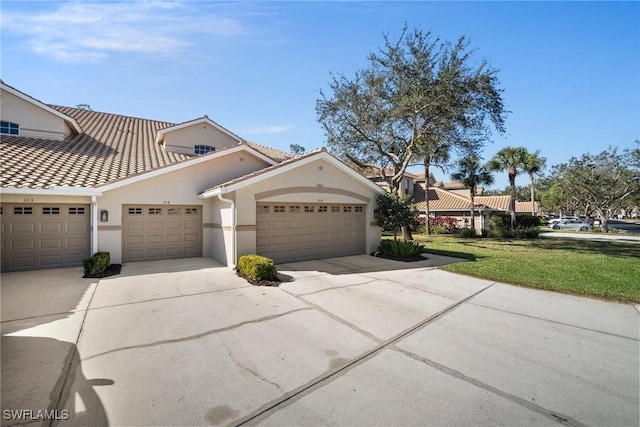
<box><xmin>2</xmin><ymin>1</ymin><xmax>638</xmax><ymax>189</ymax></box>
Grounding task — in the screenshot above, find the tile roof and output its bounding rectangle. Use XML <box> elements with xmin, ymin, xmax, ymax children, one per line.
<box><xmin>415</xmin><ymin>189</ymin><xmax>537</xmax><ymax>213</ymax></box>
<box><xmin>1</xmin><ymin>105</ymin><xmax>292</xmax><ymax>189</ymax></box>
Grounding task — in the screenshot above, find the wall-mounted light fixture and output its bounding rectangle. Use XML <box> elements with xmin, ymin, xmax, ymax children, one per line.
<box><xmin>100</xmin><ymin>210</ymin><xmax>109</xmax><ymax>222</ymax></box>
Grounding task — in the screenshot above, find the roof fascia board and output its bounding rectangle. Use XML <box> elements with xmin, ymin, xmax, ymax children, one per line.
<box><xmin>97</xmin><ymin>144</ymin><xmax>275</xmax><ymax>192</ymax></box>
<box><xmin>155</xmin><ymin>117</ymin><xmax>242</xmax><ymax>144</ymax></box>
<box><xmin>1</xmin><ymin>82</ymin><xmax>83</xmax><ymax>134</ymax></box>
<box><xmin>201</xmin><ymin>151</ymin><xmax>386</xmax><ymax>198</ymax></box>
<box><xmin>0</xmin><ymin>186</ymin><xmax>102</xmax><ymax>196</ymax></box>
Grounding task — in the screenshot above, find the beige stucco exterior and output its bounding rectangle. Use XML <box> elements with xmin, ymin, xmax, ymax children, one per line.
<box><xmin>95</xmin><ymin>150</ymin><xmax>270</xmax><ymax>263</ymax></box>
<box><xmin>0</xmin><ymin>90</ymin><xmax>74</xmax><ymax>140</ymax></box>
<box><xmin>225</xmin><ymin>157</ymin><xmax>382</xmax><ymax>261</ymax></box>
<box><xmin>161</xmin><ymin>120</ymin><xmax>240</xmax><ymax>155</ymax></box>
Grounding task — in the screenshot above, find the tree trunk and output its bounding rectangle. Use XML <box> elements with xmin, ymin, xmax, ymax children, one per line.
<box><xmin>470</xmin><ymin>188</ymin><xmax>476</xmax><ymax>234</ymax></box>
<box><xmin>424</xmin><ymin>161</ymin><xmax>431</xmax><ymax>235</ymax></box>
<box><xmin>529</xmin><ymin>173</ymin><xmax>536</xmax><ymax>215</ymax></box>
<box><xmin>509</xmin><ymin>171</ymin><xmax>516</xmax><ymax>229</ymax></box>
<box><xmin>401</xmin><ymin>226</ymin><xmax>413</xmax><ymax>241</ymax></box>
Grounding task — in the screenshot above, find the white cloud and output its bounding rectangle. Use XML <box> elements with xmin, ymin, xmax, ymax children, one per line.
<box><xmin>2</xmin><ymin>1</ymin><xmax>249</xmax><ymax>63</ymax></box>
<box><xmin>243</xmin><ymin>125</ymin><xmax>293</xmax><ymax>135</ymax></box>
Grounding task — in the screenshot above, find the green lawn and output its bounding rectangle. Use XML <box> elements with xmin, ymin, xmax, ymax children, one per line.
<box><xmin>410</xmin><ymin>235</ymin><xmax>640</xmax><ymax>303</ymax></box>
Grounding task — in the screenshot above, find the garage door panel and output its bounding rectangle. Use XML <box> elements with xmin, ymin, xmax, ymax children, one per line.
<box><xmin>122</xmin><ymin>205</ymin><xmax>202</xmax><ymax>263</ymax></box>
<box><xmin>12</xmin><ymin>239</ymin><xmax>35</xmax><ymax>250</ymax></box>
<box><xmin>184</xmin><ymin>233</ymin><xmax>199</xmax><ymax>242</ymax></box>
<box><xmin>12</xmin><ymin>223</ymin><xmax>36</xmax><ymax>233</ymax></box>
<box><xmin>41</xmin><ymin>222</ymin><xmax>63</xmax><ymax>232</ymax></box>
<box><xmin>256</xmin><ymin>203</ymin><xmax>366</xmax><ymax>263</ymax></box>
<box><xmin>40</xmin><ymin>238</ymin><xmax>62</xmax><ymax>249</ymax></box>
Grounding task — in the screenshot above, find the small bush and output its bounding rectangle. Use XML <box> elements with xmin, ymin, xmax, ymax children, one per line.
<box><xmin>490</xmin><ymin>227</ymin><xmax>515</xmax><ymax>239</ymax></box>
<box><xmin>430</xmin><ymin>225</ymin><xmax>448</xmax><ymax>235</ymax></box>
<box><xmin>378</xmin><ymin>240</ymin><xmax>426</xmax><ymax>258</ymax></box>
<box><xmin>459</xmin><ymin>228</ymin><xmax>477</xmax><ymax>238</ymax></box>
<box><xmin>516</xmin><ymin>215</ymin><xmax>542</xmax><ymax>227</ymax></box>
<box><xmin>237</xmin><ymin>255</ymin><xmax>278</xmax><ymax>283</ymax></box>
<box><xmin>83</xmin><ymin>252</ymin><xmax>110</xmax><ymax>276</ymax></box>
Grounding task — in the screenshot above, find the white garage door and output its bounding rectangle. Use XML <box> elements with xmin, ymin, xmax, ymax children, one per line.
<box><xmin>122</xmin><ymin>205</ymin><xmax>202</xmax><ymax>262</ymax></box>
<box><xmin>1</xmin><ymin>203</ymin><xmax>90</xmax><ymax>271</ymax></box>
<box><xmin>256</xmin><ymin>203</ymin><xmax>366</xmax><ymax>263</ymax></box>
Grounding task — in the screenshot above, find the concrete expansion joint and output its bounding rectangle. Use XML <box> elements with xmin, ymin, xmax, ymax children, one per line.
<box><xmin>233</xmin><ymin>282</ymin><xmax>496</xmax><ymax>426</ymax></box>
<box><xmin>390</xmin><ymin>345</ymin><xmax>589</xmax><ymax>427</ymax></box>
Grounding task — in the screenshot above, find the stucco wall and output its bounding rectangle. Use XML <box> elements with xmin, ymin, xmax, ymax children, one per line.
<box><xmin>0</xmin><ymin>90</ymin><xmax>73</xmax><ymax>140</ymax></box>
<box><xmin>231</xmin><ymin>157</ymin><xmax>382</xmax><ymax>258</ymax></box>
<box><xmin>163</xmin><ymin>123</ymin><xmax>240</xmax><ymax>155</ymax></box>
<box><xmin>95</xmin><ymin>151</ymin><xmax>269</xmax><ymax>263</ymax></box>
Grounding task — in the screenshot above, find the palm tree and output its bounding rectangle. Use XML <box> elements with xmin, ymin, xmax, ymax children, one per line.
<box><xmin>487</xmin><ymin>147</ymin><xmax>528</xmax><ymax>228</ymax></box>
<box><xmin>522</xmin><ymin>150</ymin><xmax>547</xmax><ymax>215</ymax></box>
<box><xmin>415</xmin><ymin>136</ymin><xmax>450</xmax><ymax>235</ymax></box>
<box><xmin>451</xmin><ymin>156</ymin><xmax>494</xmax><ymax>234</ymax></box>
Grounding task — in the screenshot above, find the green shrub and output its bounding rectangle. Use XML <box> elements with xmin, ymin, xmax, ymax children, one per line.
<box><xmin>430</xmin><ymin>225</ymin><xmax>448</xmax><ymax>235</ymax></box>
<box><xmin>516</xmin><ymin>215</ymin><xmax>542</xmax><ymax>227</ymax></box>
<box><xmin>490</xmin><ymin>227</ymin><xmax>515</xmax><ymax>239</ymax></box>
<box><xmin>490</xmin><ymin>214</ymin><xmax>511</xmax><ymax>229</ymax></box>
<box><xmin>378</xmin><ymin>240</ymin><xmax>426</xmax><ymax>258</ymax></box>
<box><xmin>83</xmin><ymin>252</ymin><xmax>110</xmax><ymax>276</ymax></box>
<box><xmin>459</xmin><ymin>228</ymin><xmax>477</xmax><ymax>238</ymax></box>
<box><xmin>237</xmin><ymin>255</ymin><xmax>278</xmax><ymax>283</ymax></box>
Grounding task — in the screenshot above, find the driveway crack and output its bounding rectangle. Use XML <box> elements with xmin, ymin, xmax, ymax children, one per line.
<box><xmin>232</xmin><ymin>282</ymin><xmax>495</xmax><ymax>426</ymax></box>
<box><xmin>219</xmin><ymin>335</ymin><xmax>284</xmax><ymax>392</ymax></box>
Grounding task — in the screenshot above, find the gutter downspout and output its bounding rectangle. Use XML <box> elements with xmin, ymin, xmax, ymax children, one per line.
<box><xmin>91</xmin><ymin>196</ymin><xmax>98</xmax><ymax>255</ymax></box>
<box><xmin>217</xmin><ymin>193</ymin><xmax>236</xmax><ymax>268</ymax></box>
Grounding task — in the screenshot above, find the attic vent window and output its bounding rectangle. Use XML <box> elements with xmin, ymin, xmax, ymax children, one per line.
<box><xmin>0</xmin><ymin>121</ymin><xmax>19</xmax><ymax>135</ymax></box>
<box><xmin>194</xmin><ymin>145</ymin><xmax>215</xmax><ymax>155</ymax></box>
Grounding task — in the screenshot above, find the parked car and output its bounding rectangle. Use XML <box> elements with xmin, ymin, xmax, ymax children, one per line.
<box><xmin>548</xmin><ymin>216</ymin><xmax>578</xmax><ymax>226</ymax></box>
<box><xmin>551</xmin><ymin>219</ymin><xmax>593</xmax><ymax>231</ymax></box>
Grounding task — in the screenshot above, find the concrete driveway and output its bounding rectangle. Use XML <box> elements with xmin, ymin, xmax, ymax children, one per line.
<box><xmin>1</xmin><ymin>256</ymin><xmax>638</xmax><ymax>426</ymax></box>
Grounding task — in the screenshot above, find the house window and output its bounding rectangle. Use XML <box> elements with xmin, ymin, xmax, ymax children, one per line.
<box><xmin>14</xmin><ymin>207</ymin><xmax>33</xmax><ymax>215</ymax></box>
<box><xmin>257</xmin><ymin>205</ymin><xmax>269</xmax><ymax>213</ymax></box>
<box><xmin>194</xmin><ymin>145</ymin><xmax>215</xmax><ymax>155</ymax></box>
<box><xmin>186</xmin><ymin>208</ymin><xmax>198</xmax><ymax>215</ymax></box>
<box><xmin>343</xmin><ymin>206</ymin><xmax>352</xmax><ymax>213</ymax></box>
<box><xmin>331</xmin><ymin>206</ymin><xmax>340</xmax><ymax>213</ymax></box>
<box><xmin>304</xmin><ymin>206</ymin><xmax>315</xmax><ymax>213</ymax></box>
<box><xmin>69</xmin><ymin>207</ymin><xmax>85</xmax><ymax>215</ymax></box>
<box><xmin>149</xmin><ymin>208</ymin><xmax>162</xmax><ymax>215</ymax></box>
<box><xmin>128</xmin><ymin>207</ymin><xmax>142</xmax><ymax>215</ymax></box>
<box><xmin>318</xmin><ymin>206</ymin><xmax>328</xmax><ymax>213</ymax></box>
<box><xmin>0</xmin><ymin>121</ymin><xmax>19</xmax><ymax>135</ymax></box>
<box><xmin>42</xmin><ymin>207</ymin><xmax>60</xmax><ymax>215</ymax></box>
<box><xmin>289</xmin><ymin>205</ymin><xmax>300</xmax><ymax>213</ymax></box>
<box><xmin>355</xmin><ymin>206</ymin><xmax>364</xmax><ymax>213</ymax></box>
<box><xmin>274</xmin><ymin>205</ymin><xmax>285</xmax><ymax>213</ymax></box>
<box><xmin>168</xmin><ymin>208</ymin><xmax>181</xmax><ymax>215</ymax></box>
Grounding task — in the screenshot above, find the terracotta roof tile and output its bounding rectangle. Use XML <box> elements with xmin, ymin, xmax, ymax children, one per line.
<box><xmin>415</xmin><ymin>190</ymin><xmax>537</xmax><ymax>213</ymax></box>
<box><xmin>1</xmin><ymin>105</ymin><xmax>293</xmax><ymax>189</ymax></box>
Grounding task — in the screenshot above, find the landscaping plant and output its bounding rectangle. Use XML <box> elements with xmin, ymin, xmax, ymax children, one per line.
<box><xmin>237</xmin><ymin>255</ymin><xmax>278</xmax><ymax>284</ymax></box>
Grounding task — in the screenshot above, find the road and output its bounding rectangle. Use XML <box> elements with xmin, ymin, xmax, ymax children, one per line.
<box><xmin>608</xmin><ymin>219</ymin><xmax>640</xmax><ymax>234</ymax></box>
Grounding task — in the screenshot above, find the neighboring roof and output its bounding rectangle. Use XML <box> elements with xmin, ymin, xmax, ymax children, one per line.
<box><xmin>415</xmin><ymin>190</ymin><xmax>538</xmax><ymax>213</ymax></box>
<box><xmin>415</xmin><ymin>188</ymin><xmax>474</xmax><ymax>212</ymax></box>
<box><xmin>155</xmin><ymin>115</ymin><xmax>242</xmax><ymax>145</ymax></box>
<box><xmin>0</xmin><ymin>103</ymin><xmax>292</xmax><ymax>189</ymax></box>
<box><xmin>358</xmin><ymin>165</ymin><xmax>419</xmax><ymax>180</ymax></box>
<box><xmin>199</xmin><ymin>148</ymin><xmax>385</xmax><ymax>198</ymax></box>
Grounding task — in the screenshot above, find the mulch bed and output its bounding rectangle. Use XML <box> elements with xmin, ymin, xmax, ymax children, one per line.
<box><xmin>83</xmin><ymin>264</ymin><xmax>122</xmax><ymax>278</ymax></box>
<box><xmin>236</xmin><ymin>271</ymin><xmax>281</xmax><ymax>287</ymax></box>
<box><xmin>371</xmin><ymin>252</ymin><xmax>428</xmax><ymax>263</ymax></box>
